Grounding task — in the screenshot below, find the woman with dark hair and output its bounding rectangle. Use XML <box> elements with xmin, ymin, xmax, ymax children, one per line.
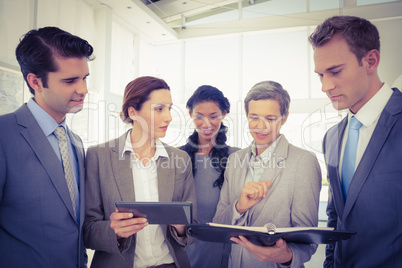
<box><xmin>83</xmin><ymin>76</ymin><xmax>197</xmax><ymax>268</ymax></box>
<box><xmin>180</xmin><ymin>85</ymin><xmax>239</xmax><ymax>268</ymax></box>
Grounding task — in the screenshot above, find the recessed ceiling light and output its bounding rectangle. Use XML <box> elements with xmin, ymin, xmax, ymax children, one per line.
<box><xmin>127</xmin><ymin>6</ymin><xmax>132</xmax><ymax>9</ymax></box>
<box><xmin>183</xmin><ymin>2</ymin><xmax>187</xmax><ymax>4</ymax></box>
<box><xmin>146</xmin><ymin>21</ymin><xmax>151</xmax><ymax>24</ymax></box>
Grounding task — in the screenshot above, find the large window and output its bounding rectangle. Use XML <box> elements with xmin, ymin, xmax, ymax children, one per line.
<box><xmin>153</xmin><ymin>27</ymin><xmax>336</xmax><ymax>151</ymax></box>
<box><xmin>184</xmin><ymin>36</ymin><xmax>240</xmax><ymax>104</ymax></box>
<box><xmin>242</xmin><ymin>29</ymin><xmax>311</xmax><ymax>100</ymax></box>
<box><xmin>110</xmin><ymin>21</ymin><xmax>136</xmax><ymax>96</ymax></box>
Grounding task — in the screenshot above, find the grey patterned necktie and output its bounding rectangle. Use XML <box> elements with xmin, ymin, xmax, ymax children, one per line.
<box><xmin>54</xmin><ymin>126</ymin><xmax>77</xmax><ymax>219</ymax></box>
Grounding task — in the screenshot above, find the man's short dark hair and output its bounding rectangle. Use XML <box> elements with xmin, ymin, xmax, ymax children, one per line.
<box><xmin>308</xmin><ymin>16</ymin><xmax>380</xmax><ymax>64</ymax></box>
<box><xmin>15</xmin><ymin>26</ymin><xmax>94</xmax><ymax>95</ymax></box>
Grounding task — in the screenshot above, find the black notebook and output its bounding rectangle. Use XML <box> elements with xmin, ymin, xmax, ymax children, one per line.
<box><xmin>115</xmin><ymin>201</ymin><xmax>193</xmax><ymax>225</ymax></box>
<box><xmin>187</xmin><ymin>223</ymin><xmax>356</xmax><ymax>246</ymax></box>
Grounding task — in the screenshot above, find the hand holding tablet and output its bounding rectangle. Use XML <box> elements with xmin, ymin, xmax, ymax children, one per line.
<box><xmin>110</xmin><ymin>208</ymin><xmax>149</xmax><ymax>238</ymax></box>
<box><xmin>115</xmin><ymin>201</ymin><xmax>193</xmax><ymax>225</ymax></box>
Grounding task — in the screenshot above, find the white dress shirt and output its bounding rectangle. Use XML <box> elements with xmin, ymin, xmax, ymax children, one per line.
<box><xmin>123</xmin><ymin>133</ymin><xmax>175</xmax><ymax>268</ymax></box>
<box><xmin>339</xmin><ymin>83</ymin><xmax>393</xmax><ymax>177</ymax></box>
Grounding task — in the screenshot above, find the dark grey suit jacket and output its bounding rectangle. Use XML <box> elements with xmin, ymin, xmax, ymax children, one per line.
<box><xmin>0</xmin><ymin>104</ymin><xmax>87</xmax><ymax>268</ymax></box>
<box><xmin>323</xmin><ymin>88</ymin><xmax>402</xmax><ymax>267</ymax></box>
<box><xmin>83</xmin><ymin>130</ymin><xmax>197</xmax><ymax>268</ymax></box>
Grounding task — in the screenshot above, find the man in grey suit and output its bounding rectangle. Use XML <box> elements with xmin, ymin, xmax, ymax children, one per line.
<box><xmin>0</xmin><ymin>27</ymin><xmax>94</xmax><ymax>267</ymax></box>
<box><xmin>213</xmin><ymin>81</ymin><xmax>322</xmax><ymax>268</ymax></box>
<box><xmin>310</xmin><ymin>16</ymin><xmax>402</xmax><ymax>267</ymax></box>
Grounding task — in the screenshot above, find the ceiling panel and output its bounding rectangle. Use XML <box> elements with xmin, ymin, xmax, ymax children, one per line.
<box><xmin>95</xmin><ymin>0</ymin><xmax>402</xmax><ymax>42</ymax></box>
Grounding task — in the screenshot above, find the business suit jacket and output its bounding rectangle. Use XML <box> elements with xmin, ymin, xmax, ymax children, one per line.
<box><xmin>83</xmin><ymin>130</ymin><xmax>197</xmax><ymax>268</ymax></box>
<box><xmin>323</xmin><ymin>88</ymin><xmax>402</xmax><ymax>267</ymax></box>
<box><xmin>0</xmin><ymin>104</ymin><xmax>87</xmax><ymax>268</ymax></box>
<box><xmin>213</xmin><ymin>135</ymin><xmax>321</xmax><ymax>268</ymax></box>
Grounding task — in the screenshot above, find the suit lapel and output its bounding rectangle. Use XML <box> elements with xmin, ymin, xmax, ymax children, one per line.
<box><xmin>229</xmin><ymin>147</ymin><xmax>252</xmax><ymax>203</ymax></box>
<box><xmin>69</xmin><ymin>130</ymin><xmax>85</xmax><ymax>178</ymax></box>
<box><xmin>327</xmin><ymin>117</ymin><xmax>348</xmax><ymax>219</ymax></box>
<box><xmin>343</xmin><ymin>90</ymin><xmax>401</xmax><ymax>219</ymax></box>
<box><xmin>69</xmin><ymin>129</ymin><xmax>86</xmax><ymax>225</ymax></box>
<box><xmin>110</xmin><ymin>134</ymin><xmax>175</xmax><ymax>203</ymax></box>
<box><xmin>260</xmin><ymin>135</ymin><xmax>289</xmax><ymax>186</ymax></box>
<box><xmin>239</xmin><ymin>147</ymin><xmax>251</xmax><ymax>188</ymax></box>
<box><xmin>15</xmin><ymin>105</ymin><xmax>77</xmax><ymax>220</ymax></box>
<box><xmin>112</xmin><ymin>131</ymin><xmax>135</xmax><ymax>201</ymax></box>
<box><xmin>157</xmin><ymin>146</ymin><xmax>175</xmax><ymax>202</ymax></box>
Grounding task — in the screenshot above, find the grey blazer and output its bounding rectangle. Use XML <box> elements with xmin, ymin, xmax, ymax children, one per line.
<box><xmin>83</xmin><ymin>130</ymin><xmax>197</xmax><ymax>268</ymax></box>
<box><xmin>213</xmin><ymin>135</ymin><xmax>321</xmax><ymax>268</ymax></box>
<box><xmin>0</xmin><ymin>104</ymin><xmax>87</xmax><ymax>268</ymax></box>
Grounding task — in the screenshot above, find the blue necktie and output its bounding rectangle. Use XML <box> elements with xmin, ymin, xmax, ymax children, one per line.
<box><xmin>341</xmin><ymin>116</ymin><xmax>362</xmax><ymax>201</ymax></box>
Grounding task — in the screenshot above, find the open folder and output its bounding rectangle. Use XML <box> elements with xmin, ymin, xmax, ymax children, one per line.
<box><xmin>187</xmin><ymin>223</ymin><xmax>356</xmax><ymax>246</ymax></box>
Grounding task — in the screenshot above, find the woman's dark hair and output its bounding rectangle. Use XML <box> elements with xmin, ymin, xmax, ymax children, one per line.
<box><xmin>15</xmin><ymin>26</ymin><xmax>94</xmax><ymax>95</ymax></box>
<box><xmin>121</xmin><ymin>76</ymin><xmax>170</xmax><ymax>124</ymax></box>
<box><xmin>181</xmin><ymin>85</ymin><xmax>231</xmax><ymax>189</ymax></box>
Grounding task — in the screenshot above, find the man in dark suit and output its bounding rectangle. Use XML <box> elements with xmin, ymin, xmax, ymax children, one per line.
<box><xmin>309</xmin><ymin>16</ymin><xmax>402</xmax><ymax>267</ymax></box>
<box><xmin>0</xmin><ymin>27</ymin><xmax>94</xmax><ymax>267</ymax></box>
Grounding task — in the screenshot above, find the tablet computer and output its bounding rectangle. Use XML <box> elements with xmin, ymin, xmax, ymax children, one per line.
<box><xmin>115</xmin><ymin>201</ymin><xmax>193</xmax><ymax>225</ymax></box>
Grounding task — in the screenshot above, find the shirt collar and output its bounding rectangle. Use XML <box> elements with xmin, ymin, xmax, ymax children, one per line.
<box><xmin>250</xmin><ymin>135</ymin><xmax>282</xmax><ymax>163</ymax></box>
<box><xmin>122</xmin><ymin>130</ymin><xmax>169</xmax><ymax>160</ymax></box>
<box><xmin>27</xmin><ymin>98</ymin><xmax>67</xmax><ymax>136</ymax></box>
<box><xmin>351</xmin><ymin>83</ymin><xmax>393</xmax><ymax>127</ymax></box>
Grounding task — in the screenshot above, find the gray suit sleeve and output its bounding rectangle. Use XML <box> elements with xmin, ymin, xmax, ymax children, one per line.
<box><xmin>83</xmin><ymin>148</ymin><xmax>128</xmax><ymax>254</ymax></box>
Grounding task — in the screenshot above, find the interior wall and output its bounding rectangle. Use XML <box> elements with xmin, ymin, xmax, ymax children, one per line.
<box><xmin>1</xmin><ymin>0</ymin><xmax>401</xmax><ymax>148</ymax></box>
<box><xmin>375</xmin><ymin>18</ymin><xmax>402</xmax><ymax>86</ymax></box>
<box><xmin>0</xmin><ymin>0</ymin><xmax>35</xmax><ymax>71</ymax></box>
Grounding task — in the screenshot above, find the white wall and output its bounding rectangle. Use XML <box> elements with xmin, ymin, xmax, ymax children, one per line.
<box><xmin>375</xmin><ymin>17</ymin><xmax>402</xmax><ymax>86</ymax></box>
<box><xmin>1</xmin><ymin>0</ymin><xmax>401</xmax><ymax>148</ymax></box>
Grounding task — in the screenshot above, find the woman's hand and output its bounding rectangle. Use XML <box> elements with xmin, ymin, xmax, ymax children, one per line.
<box><xmin>110</xmin><ymin>209</ymin><xmax>148</xmax><ymax>238</ymax></box>
<box><xmin>231</xmin><ymin>236</ymin><xmax>293</xmax><ymax>264</ymax></box>
<box><xmin>236</xmin><ymin>181</ymin><xmax>271</xmax><ymax>214</ymax></box>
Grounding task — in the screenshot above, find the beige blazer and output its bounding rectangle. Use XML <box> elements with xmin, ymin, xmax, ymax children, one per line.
<box><xmin>213</xmin><ymin>135</ymin><xmax>321</xmax><ymax>268</ymax></box>
<box><xmin>83</xmin><ymin>130</ymin><xmax>197</xmax><ymax>268</ymax></box>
